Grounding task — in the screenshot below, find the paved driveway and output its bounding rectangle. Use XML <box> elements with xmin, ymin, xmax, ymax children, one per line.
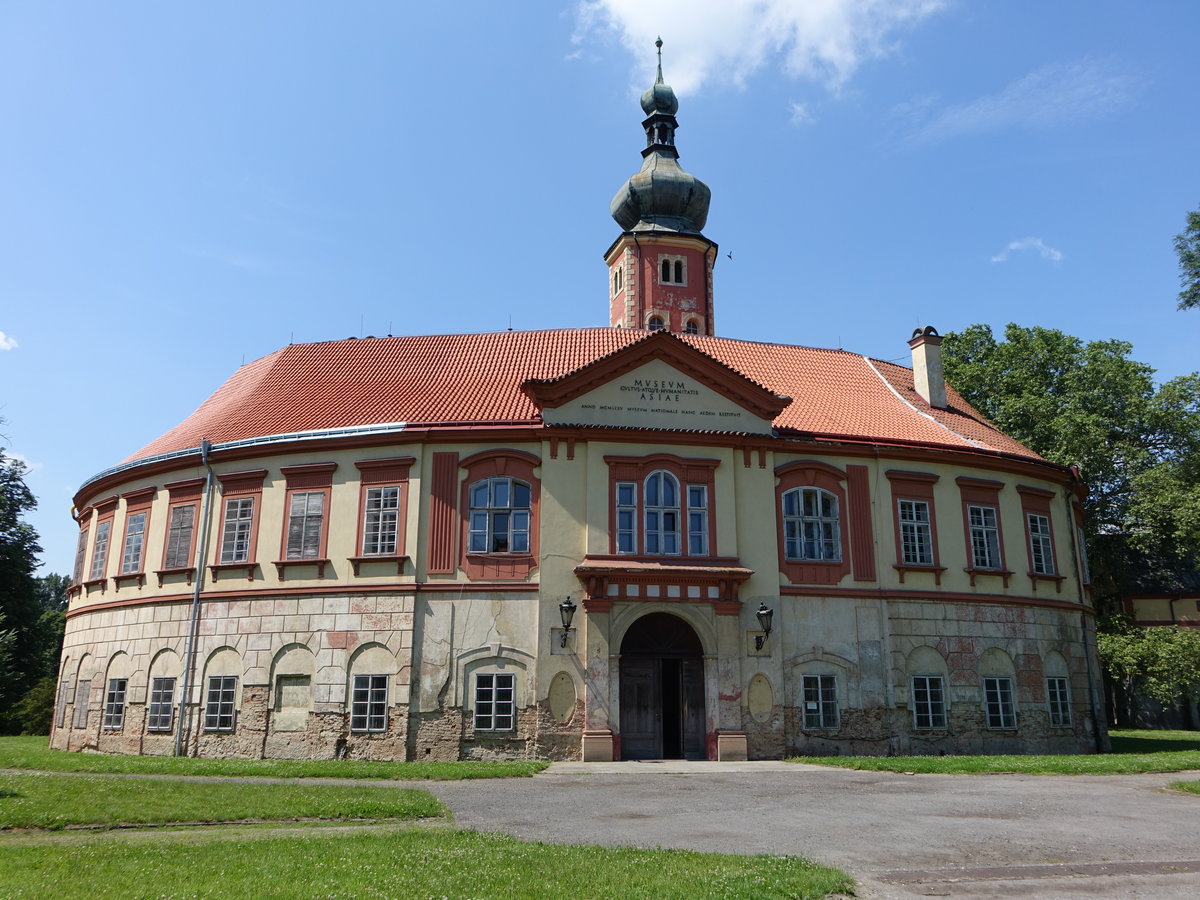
<box><xmin>427</xmin><ymin>761</ymin><xmax>1200</xmax><ymax>898</ymax></box>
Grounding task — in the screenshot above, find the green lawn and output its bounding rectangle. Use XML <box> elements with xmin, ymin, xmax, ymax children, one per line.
<box><xmin>791</xmin><ymin>728</ymin><xmax>1200</xmax><ymax>775</ymax></box>
<box><xmin>1170</xmin><ymin>780</ymin><xmax>1200</xmax><ymax>794</ymax></box>
<box><xmin>0</xmin><ymin>829</ymin><xmax>852</xmax><ymax>900</ymax></box>
<box><xmin>0</xmin><ymin>736</ymin><xmax>547</xmax><ymax>780</ymax></box>
<box><xmin>0</xmin><ymin>773</ymin><xmax>444</xmax><ymax>829</ymax></box>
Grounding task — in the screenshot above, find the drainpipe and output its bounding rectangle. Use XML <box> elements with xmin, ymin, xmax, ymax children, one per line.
<box><xmin>175</xmin><ymin>439</ymin><xmax>216</xmax><ymax>757</ymax></box>
<box><xmin>1063</xmin><ymin>483</ymin><xmax>1104</xmax><ymax>753</ymax></box>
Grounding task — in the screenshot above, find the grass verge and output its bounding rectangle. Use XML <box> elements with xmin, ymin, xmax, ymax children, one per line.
<box><xmin>0</xmin><ymin>736</ymin><xmax>547</xmax><ymax>780</ymax></box>
<box><xmin>0</xmin><ymin>773</ymin><xmax>444</xmax><ymax>830</ymax></box>
<box><xmin>0</xmin><ymin>829</ymin><xmax>852</xmax><ymax>899</ymax></box>
<box><xmin>1169</xmin><ymin>780</ymin><xmax>1200</xmax><ymax>795</ymax></box>
<box><xmin>791</xmin><ymin>728</ymin><xmax>1200</xmax><ymax>775</ymax></box>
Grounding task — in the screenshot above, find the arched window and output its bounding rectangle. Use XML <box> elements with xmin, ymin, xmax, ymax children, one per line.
<box><xmin>674</xmin><ymin>260</ymin><xmax>683</xmax><ymax>283</ymax></box>
<box><xmin>468</xmin><ymin>477</ymin><xmax>531</xmax><ymax>553</ymax></box>
<box><xmin>644</xmin><ymin>470</ymin><xmax>681</xmax><ymax>555</ymax></box>
<box><xmin>684</xmin><ymin>319</ymin><xmax>699</xmax><ymax>334</ymax></box>
<box><xmin>648</xmin><ymin>315</ymin><xmax>665</xmax><ymax>331</ymax></box>
<box><xmin>661</xmin><ymin>259</ymin><xmax>670</xmax><ymax>282</ymax></box>
<box><xmin>782</xmin><ymin>487</ymin><xmax>841</xmax><ymax>561</ymax></box>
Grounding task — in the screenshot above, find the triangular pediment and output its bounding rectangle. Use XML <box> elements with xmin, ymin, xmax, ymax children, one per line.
<box><xmin>522</xmin><ymin>331</ymin><xmax>790</xmax><ymax>435</ymax></box>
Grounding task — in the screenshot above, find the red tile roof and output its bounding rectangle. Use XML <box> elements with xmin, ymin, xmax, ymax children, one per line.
<box><xmin>123</xmin><ymin>329</ymin><xmax>1044</xmax><ymax>464</ymax></box>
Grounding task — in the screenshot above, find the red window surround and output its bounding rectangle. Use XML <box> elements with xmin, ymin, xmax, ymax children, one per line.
<box><xmin>885</xmin><ymin>470</ymin><xmax>946</xmax><ymax>584</ymax></box>
<box><xmin>113</xmin><ymin>487</ymin><xmax>156</xmax><ymax>589</ymax></box>
<box><xmin>275</xmin><ymin>463</ymin><xmax>337</xmax><ymax>580</ymax></box>
<box><xmin>459</xmin><ymin>449</ymin><xmax>540</xmax><ymax>581</ymax></box>
<box><xmin>84</xmin><ymin>497</ymin><xmax>120</xmax><ymax>594</ymax></box>
<box><xmin>350</xmin><ymin>456</ymin><xmax>415</xmax><ymax>575</ymax></box>
<box><xmin>604</xmin><ymin>453</ymin><xmax>719</xmax><ymax>558</ymax></box>
<box><xmin>157</xmin><ymin>477</ymin><xmax>205</xmax><ymax>586</ymax></box>
<box><xmin>210</xmin><ymin>469</ymin><xmax>267</xmax><ymax>582</ymax></box>
<box><xmin>955</xmin><ymin>476</ymin><xmax>1013</xmax><ymax>587</ymax></box>
<box><xmin>1017</xmin><ymin>485</ymin><xmax>1064</xmax><ymax>593</ymax></box>
<box><xmin>775</xmin><ymin>460</ymin><xmax>851</xmax><ymax>586</ymax></box>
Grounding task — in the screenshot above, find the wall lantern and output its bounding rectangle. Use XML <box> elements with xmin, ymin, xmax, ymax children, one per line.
<box><xmin>559</xmin><ymin>597</ymin><xmax>578</xmax><ymax>648</ymax></box>
<box><xmin>754</xmin><ymin>603</ymin><xmax>774</xmax><ymax>651</ymax></box>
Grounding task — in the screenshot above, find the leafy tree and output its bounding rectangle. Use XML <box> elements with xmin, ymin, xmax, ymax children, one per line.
<box><xmin>0</xmin><ymin>448</ymin><xmax>44</xmax><ymax>732</ymax></box>
<box><xmin>13</xmin><ymin>675</ymin><xmax>58</xmax><ymax>735</ymax></box>
<box><xmin>35</xmin><ymin>573</ymin><xmax>71</xmax><ymax>612</ymax></box>
<box><xmin>1175</xmin><ymin>206</ymin><xmax>1200</xmax><ymax>311</ymax></box>
<box><xmin>1097</xmin><ymin>626</ymin><xmax>1200</xmax><ymax>726</ymax></box>
<box><xmin>0</xmin><ymin>614</ymin><xmax>15</xmax><ymax>710</ymax></box>
<box><xmin>942</xmin><ymin>324</ymin><xmax>1200</xmax><ymax>577</ymax></box>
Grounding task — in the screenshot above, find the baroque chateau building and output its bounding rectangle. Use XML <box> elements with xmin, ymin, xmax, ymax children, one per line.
<box><xmin>52</xmin><ymin>50</ymin><xmax>1105</xmax><ymax>761</ymax></box>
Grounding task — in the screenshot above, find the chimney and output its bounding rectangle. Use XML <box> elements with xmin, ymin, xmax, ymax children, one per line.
<box><xmin>908</xmin><ymin>326</ymin><xmax>947</xmax><ymax>409</ymax></box>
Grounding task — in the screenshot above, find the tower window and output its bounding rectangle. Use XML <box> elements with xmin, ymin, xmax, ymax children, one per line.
<box><xmin>658</xmin><ymin>255</ymin><xmax>686</xmax><ymax>285</ymax></box>
<box><xmin>684</xmin><ymin>319</ymin><xmax>699</xmax><ymax>334</ymax></box>
<box><xmin>647</xmin><ymin>315</ymin><xmax>665</xmax><ymax>331</ymax></box>
<box><xmin>612</xmin><ymin>266</ymin><xmax>623</xmax><ymax>296</ymax></box>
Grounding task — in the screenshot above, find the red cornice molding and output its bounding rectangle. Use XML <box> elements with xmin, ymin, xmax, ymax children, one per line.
<box><xmin>779</xmin><ymin>583</ymin><xmax>1093</xmax><ymax>614</ymax></box>
<box><xmin>775</xmin><ymin>458</ymin><xmax>846</xmax><ymax>480</ymax></box>
<box><xmin>520</xmin><ymin>330</ymin><xmax>791</xmax><ymax>421</ymax></box>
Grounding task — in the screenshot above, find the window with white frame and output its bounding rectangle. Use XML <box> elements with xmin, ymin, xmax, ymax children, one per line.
<box><xmin>898</xmin><ymin>499</ymin><xmax>934</xmax><ymax>565</ymax></box>
<box><xmin>1028</xmin><ymin>513</ymin><xmax>1055</xmax><ymax>575</ymax></box>
<box><xmin>911</xmin><ymin>675</ymin><xmax>947</xmax><ymax>729</ymax></box>
<box><xmin>1046</xmin><ymin>676</ymin><xmax>1071</xmax><ymax>727</ymax></box>
<box><xmin>802</xmin><ymin>674</ymin><xmax>839</xmax><ymax>728</ymax></box>
<box><xmin>474</xmin><ymin>672</ymin><xmax>515</xmax><ymax>731</ymax></box>
<box><xmin>782</xmin><ymin>487</ymin><xmax>841</xmax><ymax>561</ymax></box>
<box><xmin>967</xmin><ymin>505</ymin><xmax>1001</xmax><ymax>569</ymax></box>
<box><xmin>686</xmin><ymin>484</ymin><xmax>708</xmax><ymax>555</ymax></box>
<box><xmin>102</xmin><ymin>678</ymin><xmax>127</xmax><ymax>729</ymax></box>
<box><xmin>645</xmin><ymin>470</ymin><xmax>681</xmax><ymax>555</ymax></box>
<box><xmin>89</xmin><ymin>521</ymin><xmax>111</xmax><ymax>580</ymax></box>
<box><xmin>350</xmin><ymin>674</ymin><xmax>388</xmax><ymax>732</ymax></box>
<box><xmin>163</xmin><ymin>505</ymin><xmax>196</xmax><ymax>569</ymax></box>
<box><xmin>204</xmin><ymin>675</ymin><xmax>238</xmax><ymax>731</ymax></box>
<box><xmin>615</xmin><ymin>481</ymin><xmax>637</xmax><ymax>553</ymax></box>
<box><xmin>468</xmin><ymin>477</ymin><xmax>531</xmax><ymax>553</ymax></box>
<box><xmin>73</xmin><ymin>528</ymin><xmax>89</xmax><ymax>583</ymax></box>
<box><xmin>220</xmin><ymin>497</ymin><xmax>255</xmax><ymax>563</ymax></box>
<box><xmin>72</xmin><ymin>679</ymin><xmax>91</xmax><ymax>728</ymax></box>
<box><xmin>362</xmin><ymin>486</ymin><xmax>400</xmax><ymax>555</ymax></box>
<box><xmin>611</xmin><ymin>266</ymin><xmax>623</xmax><ymax>295</ymax></box>
<box><xmin>120</xmin><ymin>513</ymin><xmax>147</xmax><ymax>574</ymax></box>
<box><xmin>147</xmin><ymin>677</ymin><xmax>175</xmax><ymax>732</ymax></box>
<box><xmin>983</xmin><ymin>676</ymin><xmax>1016</xmax><ymax>729</ymax></box>
<box><xmin>285</xmin><ymin>491</ymin><xmax>325</xmax><ymax>559</ymax></box>
<box><xmin>659</xmin><ymin>256</ymin><xmax>686</xmax><ymax>285</ymax></box>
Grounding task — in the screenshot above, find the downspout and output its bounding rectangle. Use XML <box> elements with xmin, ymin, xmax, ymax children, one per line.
<box><xmin>1063</xmin><ymin>483</ymin><xmax>1104</xmax><ymax>753</ymax></box>
<box><xmin>175</xmin><ymin>439</ymin><xmax>216</xmax><ymax>757</ymax></box>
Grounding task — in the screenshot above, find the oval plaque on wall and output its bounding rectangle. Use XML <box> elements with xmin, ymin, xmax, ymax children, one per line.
<box><xmin>548</xmin><ymin>671</ymin><xmax>577</xmax><ymax>723</ymax></box>
<box><xmin>747</xmin><ymin>673</ymin><xmax>773</xmax><ymax>722</ymax></box>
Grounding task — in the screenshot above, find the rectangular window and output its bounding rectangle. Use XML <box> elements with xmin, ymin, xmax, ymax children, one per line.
<box><xmin>73</xmin><ymin>528</ymin><xmax>89</xmax><ymax>583</ymax></box>
<box><xmin>164</xmin><ymin>504</ymin><xmax>196</xmax><ymax>569</ymax></box>
<box><xmin>55</xmin><ymin>678</ymin><xmax>70</xmax><ymax>728</ymax></box>
<box><xmin>89</xmin><ymin>521</ymin><xmax>111</xmax><ymax>580</ymax></box>
<box><xmin>687</xmin><ymin>484</ymin><xmax>708</xmax><ymax>556</ymax></box>
<box><xmin>285</xmin><ymin>491</ymin><xmax>325</xmax><ymax>559</ymax></box>
<box><xmin>802</xmin><ymin>674</ymin><xmax>839</xmax><ymax>729</ymax></box>
<box><xmin>362</xmin><ymin>487</ymin><xmax>400</xmax><ymax>555</ymax></box>
<box><xmin>911</xmin><ymin>675</ymin><xmax>946</xmax><ymax>729</ymax></box>
<box><xmin>204</xmin><ymin>675</ymin><xmax>238</xmax><ymax>731</ymax></box>
<box><xmin>1046</xmin><ymin>676</ymin><xmax>1072</xmax><ymax>727</ymax></box>
<box><xmin>967</xmin><ymin>505</ymin><xmax>1001</xmax><ymax>569</ymax></box>
<box><xmin>147</xmin><ymin>677</ymin><xmax>176</xmax><ymax>732</ymax></box>
<box><xmin>1077</xmin><ymin>526</ymin><xmax>1090</xmax><ymax>584</ymax></box>
<box><xmin>898</xmin><ymin>499</ymin><xmax>933</xmax><ymax>565</ymax></box>
<box><xmin>983</xmin><ymin>676</ymin><xmax>1016</xmax><ymax>729</ymax></box>
<box><xmin>1028</xmin><ymin>513</ymin><xmax>1055</xmax><ymax>575</ymax></box>
<box><xmin>615</xmin><ymin>482</ymin><xmax>637</xmax><ymax>553</ymax></box>
<box><xmin>474</xmin><ymin>672</ymin><xmax>515</xmax><ymax>731</ymax></box>
<box><xmin>220</xmin><ymin>497</ymin><xmax>255</xmax><ymax>563</ymax></box>
<box><xmin>350</xmin><ymin>674</ymin><xmax>388</xmax><ymax>732</ymax></box>
<box><xmin>72</xmin><ymin>679</ymin><xmax>91</xmax><ymax>729</ymax></box>
<box><xmin>103</xmin><ymin>678</ymin><xmax>128</xmax><ymax>729</ymax></box>
<box><xmin>120</xmin><ymin>512</ymin><xmax>147</xmax><ymax>574</ymax></box>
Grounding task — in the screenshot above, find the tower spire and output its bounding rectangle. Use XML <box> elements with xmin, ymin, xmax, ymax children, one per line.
<box><xmin>655</xmin><ymin>36</ymin><xmax>664</xmax><ymax>84</ymax></box>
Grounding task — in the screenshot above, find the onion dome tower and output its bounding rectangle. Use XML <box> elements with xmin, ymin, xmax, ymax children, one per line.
<box><xmin>606</xmin><ymin>39</ymin><xmax>718</xmax><ymax>336</ymax></box>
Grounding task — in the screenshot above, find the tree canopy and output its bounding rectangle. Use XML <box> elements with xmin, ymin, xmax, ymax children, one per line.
<box><xmin>1175</xmin><ymin>206</ymin><xmax>1200</xmax><ymax>311</ymax></box>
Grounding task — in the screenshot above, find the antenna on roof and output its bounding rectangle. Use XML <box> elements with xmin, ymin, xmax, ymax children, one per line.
<box><xmin>508</xmin><ymin>314</ymin><xmax>513</xmax><ymax>332</ymax></box>
<box><xmin>289</xmin><ymin>331</ymin><xmax>293</xmax><ymax>345</ymax></box>
<box><xmin>388</xmin><ymin>320</ymin><xmax>393</xmax><ymax>337</ymax></box>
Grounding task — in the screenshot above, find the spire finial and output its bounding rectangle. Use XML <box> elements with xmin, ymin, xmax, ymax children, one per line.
<box><xmin>655</xmin><ymin>37</ymin><xmax>664</xmax><ymax>84</ymax></box>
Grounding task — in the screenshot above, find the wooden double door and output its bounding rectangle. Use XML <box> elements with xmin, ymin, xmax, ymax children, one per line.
<box><xmin>618</xmin><ymin>613</ymin><xmax>706</xmax><ymax>760</ymax></box>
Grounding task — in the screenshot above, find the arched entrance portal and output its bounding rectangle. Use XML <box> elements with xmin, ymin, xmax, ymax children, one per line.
<box><xmin>619</xmin><ymin>613</ymin><xmax>705</xmax><ymax>760</ymax></box>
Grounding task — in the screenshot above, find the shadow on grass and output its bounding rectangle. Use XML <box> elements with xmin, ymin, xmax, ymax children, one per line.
<box><xmin>1109</xmin><ymin>730</ymin><xmax>1200</xmax><ymax>754</ymax></box>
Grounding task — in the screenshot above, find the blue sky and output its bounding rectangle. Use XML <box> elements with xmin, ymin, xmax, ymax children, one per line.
<box><xmin>2</xmin><ymin>0</ymin><xmax>1198</xmax><ymax>575</ymax></box>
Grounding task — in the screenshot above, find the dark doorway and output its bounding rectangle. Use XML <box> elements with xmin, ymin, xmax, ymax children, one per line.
<box><xmin>618</xmin><ymin>613</ymin><xmax>705</xmax><ymax>760</ymax></box>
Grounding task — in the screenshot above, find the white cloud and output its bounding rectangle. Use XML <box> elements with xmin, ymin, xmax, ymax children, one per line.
<box><xmin>898</xmin><ymin>58</ymin><xmax>1144</xmax><ymax>146</ymax></box>
<box><xmin>991</xmin><ymin>237</ymin><xmax>1063</xmax><ymax>264</ymax></box>
<box><xmin>0</xmin><ymin>330</ymin><xmax>17</xmax><ymax>350</ymax></box>
<box><xmin>574</xmin><ymin>0</ymin><xmax>946</xmax><ymax>95</ymax></box>
<box><xmin>790</xmin><ymin>101</ymin><xmax>814</xmax><ymax>126</ymax></box>
<box><xmin>5</xmin><ymin>451</ymin><xmax>41</xmax><ymax>473</ymax></box>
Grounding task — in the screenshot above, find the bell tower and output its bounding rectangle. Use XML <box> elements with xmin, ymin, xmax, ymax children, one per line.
<box><xmin>606</xmin><ymin>40</ymin><xmax>718</xmax><ymax>336</ymax></box>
